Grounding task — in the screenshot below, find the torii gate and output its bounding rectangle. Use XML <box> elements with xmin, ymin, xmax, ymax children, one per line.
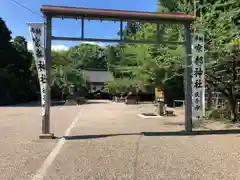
<box><xmin>40</xmin><ymin>5</ymin><xmax>195</xmax><ymax>139</ymax></box>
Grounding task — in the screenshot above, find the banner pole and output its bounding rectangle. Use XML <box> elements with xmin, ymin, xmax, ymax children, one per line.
<box><xmin>41</xmin><ymin>15</ymin><xmax>53</xmax><ymax>138</ymax></box>
<box><xmin>27</xmin><ymin>20</ymin><xmax>53</xmax><ymax>139</ymax></box>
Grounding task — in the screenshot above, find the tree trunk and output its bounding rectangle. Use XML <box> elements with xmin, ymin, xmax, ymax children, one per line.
<box><xmin>229</xmin><ymin>97</ymin><xmax>237</xmax><ymax>122</ymax></box>
<box><xmin>61</xmin><ymin>92</ymin><xmax>64</xmax><ymax>102</ymax></box>
<box><xmin>206</xmin><ymin>84</ymin><xmax>212</xmax><ymax>109</ymax></box>
<box><xmin>231</xmin><ymin>57</ymin><xmax>237</xmax><ymax>122</ymax></box>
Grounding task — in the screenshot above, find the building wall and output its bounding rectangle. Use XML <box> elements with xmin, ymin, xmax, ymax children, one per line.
<box><xmin>83</xmin><ymin>70</ymin><xmax>114</xmax><ymax>83</ymax></box>
<box><xmin>83</xmin><ymin>70</ymin><xmax>114</xmax><ymax>93</ymax></box>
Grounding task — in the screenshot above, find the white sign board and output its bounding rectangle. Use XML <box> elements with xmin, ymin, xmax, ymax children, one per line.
<box><xmin>27</xmin><ymin>23</ymin><xmax>46</xmax><ymax>115</ymax></box>
<box><xmin>192</xmin><ymin>32</ymin><xmax>205</xmax><ymax>118</ymax></box>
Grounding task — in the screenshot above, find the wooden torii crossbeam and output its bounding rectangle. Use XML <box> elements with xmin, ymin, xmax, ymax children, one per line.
<box><xmin>40</xmin><ymin>5</ymin><xmax>194</xmax><ymax>21</ymax></box>
<box><xmin>39</xmin><ymin>5</ymin><xmax>195</xmax><ymax>139</ymax></box>
<box><xmin>41</xmin><ymin>5</ymin><xmax>195</xmax><ymax>44</ymax></box>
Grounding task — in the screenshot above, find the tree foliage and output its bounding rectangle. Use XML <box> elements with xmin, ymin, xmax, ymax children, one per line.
<box><xmin>1</xmin><ymin>0</ymin><xmax>239</xmax><ymax>114</ymax></box>
<box><xmin>0</xmin><ymin>18</ymin><xmax>37</xmax><ymax>104</ymax></box>
<box><xmin>68</xmin><ymin>44</ymin><xmax>106</xmax><ymax>69</ymax></box>
<box><xmin>153</xmin><ymin>0</ymin><xmax>240</xmax><ymax>120</ymax></box>
<box><xmin>195</xmin><ymin>0</ymin><xmax>240</xmax><ymax>121</ymax></box>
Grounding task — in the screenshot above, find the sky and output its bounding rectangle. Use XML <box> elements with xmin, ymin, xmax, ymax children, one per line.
<box><xmin>0</xmin><ymin>0</ymin><xmax>158</xmax><ymax>50</ymax></box>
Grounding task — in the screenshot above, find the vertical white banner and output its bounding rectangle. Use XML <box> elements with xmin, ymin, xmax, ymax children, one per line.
<box><xmin>192</xmin><ymin>32</ymin><xmax>205</xmax><ymax>118</ymax></box>
<box><xmin>27</xmin><ymin>23</ymin><xmax>46</xmax><ymax>115</ymax></box>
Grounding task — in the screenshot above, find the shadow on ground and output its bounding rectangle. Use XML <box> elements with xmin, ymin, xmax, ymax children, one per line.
<box><xmin>84</xmin><ymin>101</ymin><xmax>110</xmax><ymax>105</ymax></box>
<box><xmin>62</xmin><ymin>133</ymin><xmax>140</xmax><ymax>140</ymax></box>
<box><xmin>2</xmin><ymin>100</ymin><xmax>111</xmax><ymax>107</ymax></box>
<box><xmin>3</xmin><ymin>101</ymin><xmax>66</xmax><ymax>107</ymax></box>
<box><xmin>60</xmin><ymin>129</ymin><xmax>240</xmax><ymax>140</ymax></box>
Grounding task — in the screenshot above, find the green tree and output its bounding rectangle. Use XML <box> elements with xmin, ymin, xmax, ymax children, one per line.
<box><xmin>68</xmin><ymin>44</ymin><xmax>106</xmax><ymax>69</ymax></box>
<box><xmin>51</xmin><ymin>64</ymin><xmax>87</xmax><ymax>99</ymax></box>
<box><xmin>12</xmin><ymin>36</ymin><xmax>36</xmax><ymax>102</ymax></box>
<box><xmin>157</xmin><ymin>0</ymin><xmax>240</xmax><ymax>120</ymax></box>
<box><xmin>0</xmin><ymin>17</ymin><xmax>13</xmax><ymax>70</ymax></box>
<box><xmin>104</xmin><ymin>77</ymin><xmax>136</xmax><ymax>95</ymax></box>
<box><xmin>52</xmin><ymin>50</ymin><xmax>71</xmax><ymax>68</ymax></box>
<box><xmin>196</xmin><ymin>0</ymin><xmax>240</xmax><ymax>121</ymax></box>
<box><xmin>0</xmin><ymin>18</ymin><xmax>36</xmax><ymax>104</ymax></box>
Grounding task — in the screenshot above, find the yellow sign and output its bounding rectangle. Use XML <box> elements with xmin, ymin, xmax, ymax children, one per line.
<box><xmin>155</xmin><ymin>88</ymin><xmax>164</xmax><ymax>98</ymax></box>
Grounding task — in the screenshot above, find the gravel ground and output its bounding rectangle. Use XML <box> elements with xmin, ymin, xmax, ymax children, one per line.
<box><xmin>0</xmin><ymin>104</ymin><xmax>80</xmax><ymax>180</ymax></box>
<box><xmin>46</xmin><ymin>101</ymin><xmax>240</xmax><ymax>180</ymax></box>
<box><xmin>1</xmin><ymin>101</ymin><xmax>240</xmax><ymax>180</ymax></box>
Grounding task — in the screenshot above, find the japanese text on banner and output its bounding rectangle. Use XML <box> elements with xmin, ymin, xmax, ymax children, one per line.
<box><xmin>27</xmin><ymin>23</ymin><xmax>46</xmax><ymax>115</ymax></box>
<box><xmin>192</xmin><ymin>33</ymin><xmax>205</xmax><ymax>118</ymax></box>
